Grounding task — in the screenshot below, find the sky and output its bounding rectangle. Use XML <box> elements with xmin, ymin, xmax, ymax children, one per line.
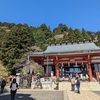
<box><xmin>0</xmin><ymin>0</ymin><xmax>100</xmax><ymax>32</ymax></box>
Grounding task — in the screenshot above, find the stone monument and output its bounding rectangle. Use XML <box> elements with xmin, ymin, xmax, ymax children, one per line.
<box><xmin>19</xmin><ymin>59</ymin><xmax>33</xmax><ymax>88</ymax></box>
<box><xmin>34</xmin><ymin>70</ymin><xmax>42</xmax><ymax>89</ymax></box>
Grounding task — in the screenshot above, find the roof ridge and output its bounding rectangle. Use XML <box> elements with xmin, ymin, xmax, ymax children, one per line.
<box><xmin>48</xmin><ymin>41</ymin><xmax>94</xmax><ymax>46</ymax></box>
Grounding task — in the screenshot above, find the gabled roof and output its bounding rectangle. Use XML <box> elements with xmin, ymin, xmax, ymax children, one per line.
<box><xmin>29</xmin><ymin>52</ymin><xmax>44</xmax><ymax>56</ymax></box>
<box><xmin>44</xmin><ymin>42</ymin><xmax>100</xmax><ymax>54</ymax></box>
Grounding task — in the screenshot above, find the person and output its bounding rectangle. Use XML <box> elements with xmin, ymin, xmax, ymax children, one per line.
<box><xmin>10</xmin><ymin>78</ymin><xmax>18</xmax><ymax>100</ymax></box>
<box><xmin>83</xmin><ymin>70</ymin><xmax>86</xmax><ymax>79</ymax></box>
<box><xmin>16</xmin><ymin>73</ymin><xmax>20</xmax><ymax>87</ymax></box>
<box><xmin>0</xmin><ymin>81</ymin><xmax>1</xmax><ymax>86</ymax></box>
<box><xmin>70</xmin><ymin>72</ymin><xmax>72</xmax><ymax>79</ymax></box>
<box><xmin>76</xmin><ymin>77</ymin><xmax>80</xmax><ymax>94</ymax></box>
<box><xmin>75</xmin><ymin>73</ymin><xmax>79</xmax><ymax>78</ymax></box>
<box><xmin>86</xmin><ymin>74</ymin><xmax>89</xmax><ymax>81</ymax></box>
<box><xmin>72</xmin><ymin>72</ymin><xmax>75</xmax><ymax>79</ymax></box>
<box><xmin>98</xmin><ymin>75</ymin><xmax>100</xmax><ymax>84</ymax></box>
<box><xmin>1</xmin><ymin>78</ymin><xmax>6</xmax><ymax>93</ymax></box>
<box><xmin>71</xmin><ymin>77</ymin><xmax>75</xmax><ymax>91</ymax></box>
<box><xmin>54</xmin><ymin>78</ymin><xmax>59</xmax><ymax>90</ymax></box>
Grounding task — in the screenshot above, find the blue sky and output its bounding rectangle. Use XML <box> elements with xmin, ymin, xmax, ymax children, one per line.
<box><xmin>0</xmin><ymin>0</ymin><xmax>100</xmax><ymax>32</ymax></box>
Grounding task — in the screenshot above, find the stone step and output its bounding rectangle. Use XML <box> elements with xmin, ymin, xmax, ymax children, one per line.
<box><xmin>59</xmin><ymin>82</ymin><xmax>100</xmax><ymax>90</ymax></box>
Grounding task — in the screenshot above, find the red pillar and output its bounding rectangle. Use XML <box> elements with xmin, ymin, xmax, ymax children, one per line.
<box><xmin>41</xmin><ymin>59</ymin><xmax>44</xmax><ymax>66</ymax></box>
<box><xmin>88</xmin><ymin>63</ymin><xmax>93</xmax><ymax>82</ymax></box>
<box><xmin>55</xmin><ymin>57</ymin><xmax>59</xmax><ymax>78</ymax></box>
<box><xmin>55</xmin><ymin>64</ymin><xmax>59</xmax><ymax>78</ymax></box>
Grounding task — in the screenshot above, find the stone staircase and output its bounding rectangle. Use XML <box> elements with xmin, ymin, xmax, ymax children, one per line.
<box><xmin>59</xmin><ymin>81</ymin><xmax>100</xmax><ymax>90</ymax></box>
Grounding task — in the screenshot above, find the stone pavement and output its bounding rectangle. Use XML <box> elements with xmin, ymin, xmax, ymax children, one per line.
<box><xmin>67</xmin><ymin>90</ymin><xmax>100</xmax><ymax>100</ymax></box>
<box><xmin>1</xmin><ymin>86</ymin><xmax>100</xmax><ymax>100</ymax></box>
<box><xmin>0</xmin><ymin>89</ymin><xmax>64</xmax><ymax>100</ymax></box>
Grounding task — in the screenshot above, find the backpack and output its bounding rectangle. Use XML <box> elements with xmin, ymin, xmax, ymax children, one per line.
<box><xmin>54</xmin><ymin>79</ymin><xmax>58</xmax><ymax>85</ymax></box>
<box><xmin>11</xmin><ymin>83</ymin><xmax>17</xmax><ymax>91</ymax></box>
<box><xmin>76</xmin><ymin>79</ymin><xmax>80</xmax><ymax>85</ymax></box>
<box><xmin>54</xmin><ymin>79</ymin><xmax>57</xmax><ymax>85</ymax></box>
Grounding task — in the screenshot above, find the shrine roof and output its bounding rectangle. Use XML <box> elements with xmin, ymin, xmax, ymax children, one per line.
<box><xmin>44</xmin><ymin>42</ymin><xmax>100</xmax><ymax>54</ymax></box>
<box><xmin>29</xmin><ymin>52</ymin><xmax>44</xmax><ymax>56</ymax></box>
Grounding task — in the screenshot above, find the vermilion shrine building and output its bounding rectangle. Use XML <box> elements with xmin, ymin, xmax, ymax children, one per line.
<box><xmin>28</xmin><ymin>41</ymin><xmax>100</xmax><ymax>82</ymax></box>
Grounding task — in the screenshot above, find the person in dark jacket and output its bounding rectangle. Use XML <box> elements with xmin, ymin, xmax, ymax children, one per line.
<box><xmin>98</xmin><ymin>75</ymin><xmax>100</xmax><ymax>84</ymax></box>
<box><xmin>1</xmin><ymin>78</ymin><xmax>6</xmax><ymax>93</ymax></box>
<box><xmin>10</xmin><ymin>78</ymin><xmax>18</xmax><ymax>100</ymax></box>
<box><xmin>72</xmin><ymin>72</ymin><xmax>75</xmax><ymax>78</ymax></box>
<box><xmin>76</xmin><ymin>77</ymin><xmax>80</xmax><ymax>94</ymax></box>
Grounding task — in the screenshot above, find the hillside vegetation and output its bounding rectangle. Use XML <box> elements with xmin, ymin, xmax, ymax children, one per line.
<box><xmin>0</xmin><ymin>61</ymin><xmax>8</xmax><ymax>78</ymax></box>
<box><xmin>0</xmin><ymin>22</ymin><xmax>100</xmax><ymax>75</ymax></box>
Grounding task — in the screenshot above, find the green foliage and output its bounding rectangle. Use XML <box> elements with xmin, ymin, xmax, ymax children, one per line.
<box><xmin>0</xmin><ymin>30</ymin><xmax>6</xmax><ymax>46</ymax></box>
<box><xmin>62</xmin><ymin>32</ymin><xmax>68</xmax><ymax>43</ymax></box>
<box><xmin>81</xmin><ymin>28</ymin><xmax>90</xmax><ymax>41</ymax></box>
<box><xmin>32</xmin><ymin>24</ymin><xmax>53</xmax><ymax>50</ymax></box>
<box><xmin>68</xmin><ymin>28</ymin><xmax>76</xmax><ymax>42</ymax></box>
<box><xmin>0</xmin><ymin>21</ymin><xmax>100</xmax><ymax>75</ymax></box>
<box><xmin>95</xmin><ymin>31</ymin><xmax>100</xmax><ymax>46</ymax></box>
<box><xmin>96</xmin><ymin>31</ymin><xmax>100</xmax><ymax>42</ymax></box>
<box><xmin>53</xmin><ymin>23</ymin><xmax>68</xmax><ymax>35</ymax></box>
<box><xmin>87</xmin><ymin>31</ymin><xmax>95</xmax><ymax>40</ymax></box>
<box><xmin>74</xmin><ymin>29</ymin><xmax>84</xmax><ymax>42</ymax></box>
<box><xmin>0</xmin><ymin>61</ymin><xmax>8</xmax><ymax>78</ymax></box>
<box><xmin>35</xmin><ymin>65</ymin><xmax>44</xmax><ymax>76</ymax></box>
<box><xmin>0</xmin><ymin>24</ymin><xmax>34</xmax><ymax>72</ymax></box>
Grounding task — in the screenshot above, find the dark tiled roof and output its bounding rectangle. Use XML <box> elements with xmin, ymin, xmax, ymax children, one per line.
<box><xmin>28</xmin><ymin>42</ymin><xmax>100</xmax><ymax>56</ymax></box>
<box><xmin>44</xmin><ymin>42</ymin><xmax>100</xmax><ymax>53</ymax></box>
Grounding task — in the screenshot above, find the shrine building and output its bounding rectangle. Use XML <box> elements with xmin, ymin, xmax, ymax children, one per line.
<box><xmin>27</xmin><ymin>41</ymin><xmax>100</xmax><ymax>82</ymax></box>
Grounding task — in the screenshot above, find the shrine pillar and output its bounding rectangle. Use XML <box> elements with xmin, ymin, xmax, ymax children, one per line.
<box><xmin>55</xmin><ymin>64</ymin><xmax>59</xmax><ymax>78</ymax></box>
<box><xmin>88</xmin><ymin>63</ymin><xmax>93</xmax><ymax>82</ymax></box>
<box><xmin>41</xmin><ymin>58</ymin><xmax>44</xmax><ymax>66</ymax></box>
<box><xmin>55</xmin><ymin>57</ymin><xmax>59</xmax><ymax>78</ymax></box>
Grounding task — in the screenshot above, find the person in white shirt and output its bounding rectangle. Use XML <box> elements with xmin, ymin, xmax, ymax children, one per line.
<box><xmin>10</xmin><ymin>78</ymin><xmax>18</xmax><ymax>100</ymax></box>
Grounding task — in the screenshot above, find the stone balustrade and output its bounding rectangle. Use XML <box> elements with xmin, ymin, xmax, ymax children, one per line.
<box><xmin>31</xmin><ymin>78</ymin><xmax>52</xmax><ymax>89</ymax></box>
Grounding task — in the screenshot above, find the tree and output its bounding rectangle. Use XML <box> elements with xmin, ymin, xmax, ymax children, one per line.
<box><xmin>68</xmin><ymin>28</ymin><xmax>75</xmax><ymax>42</ymax></box>
<box><xmin>53</xmin><ymin>23</ymin><xmax>68</xmax><ymax>35</ymax></box>
<box><xmin>87</xmin><ymin>31</ymin><xmax>95</xmax><ymax>40</ymax></box>
<box><xmin>33</xmin><ymin>24</ymin><xmax>53</xmax><ymax>50</ymax></box>
<box><xmin>58</xmin><ymin>23</ymin><xmax>68</xmax><ymax>32</ymax></box>
<box><xmin>62</xmin><ymin>32</ymin><xmax>68</xmax><ymax>43</ymax></box>
<box><xmin>35</xmin><ymin>65</ymin><xmax>44</xmax><ymax>76</ymax></box>
<box><xmin>95</xmin><ymin>31</ymin><xmax>100</xmax><ymax>46</ymax></box>
<box><xmin>0</xmin><ymin>24</ymin><xmax>34</xmax><ymax>74</ymax></box>
<box><xmin>81</xmin><ymin>28</ymin><xmax>90</xmax><ymax>41</ymax></box>
<box><xmin>74</xmin><ymin>29</ymin><xmax>84</xmax><ymax>42</ymax></box>
<box><xmin>0</xmin><ymin>61</ymin><xmax>8</xmax><ymax>78</ymax></box>
<box><xmin>0</xmin><ymin>29</ymin><xmax>6</xmax><ymax>46</ymax></box>
<box><xmin>39</xmin><ymin>24</ymin><xmax>52</xmax><ymax>40</ymax></box>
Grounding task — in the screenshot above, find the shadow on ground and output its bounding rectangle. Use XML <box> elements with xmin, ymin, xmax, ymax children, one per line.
<box><xmin>0</xmin><ymin>87</ymin><xmax>10</xmax><ymax>94</ymax></box>
<box><xmin>92</xmin><ymin>91</ymin><xmax>100</xmax><ymax>96</ymax></box>
<box><xmin>0</xmin><ymin>93</ymin><xmax>36</xmax><ymax>100</ymax></box>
